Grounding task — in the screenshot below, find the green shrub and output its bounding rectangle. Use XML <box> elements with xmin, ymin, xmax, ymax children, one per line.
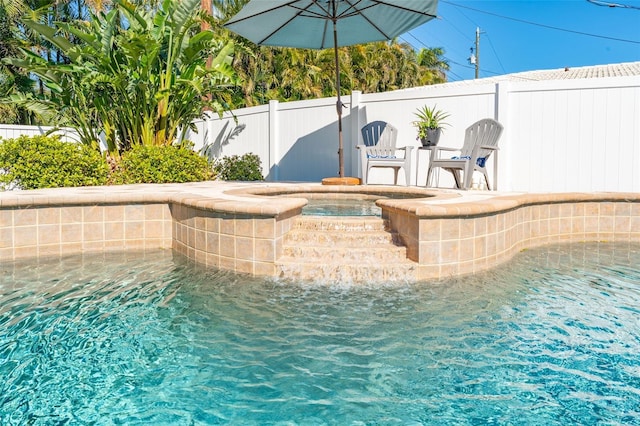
<box><xmin>214</xmin><ymin>153</ymin><xmax>264</xmax><ymax>181</ymax></box>
<box><xmin>110</xmin><ymin>144</ymin><xmax>213</xmax><ymax>184</ymax></box>
<box><xmin>0</xmin><ymin>135</ymin><xmax>109</xmax><ymax>190</ymax></box>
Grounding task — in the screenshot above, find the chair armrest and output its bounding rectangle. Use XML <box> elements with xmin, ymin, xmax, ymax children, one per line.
<box><xmin>397</xmin><ymin>146</ymin><xmax>414</xmax><ymax>152</ymax></box>
<box><xmin>479</xmin><ymin>145</ymin><xmax>499</xmax><ymax>150</ymax></box>
<box><xmin>356</xmin><ymin>144</ymin><xmax>366</xmax><ymax>150</ymax></box>
<box><xmin>429</xmin><ymin>146</ymin><xmax>459</xmax><ymax>159</ymax></box>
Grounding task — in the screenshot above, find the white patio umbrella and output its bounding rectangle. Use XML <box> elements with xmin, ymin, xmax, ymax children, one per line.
<box><xmin>225</xmin><ymin>0</ymin><xmax>439</xmax><ymax>178</ymax></box>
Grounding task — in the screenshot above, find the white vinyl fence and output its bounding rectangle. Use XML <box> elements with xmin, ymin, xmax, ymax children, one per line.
<box><xmin>2</xmin><ymin>75</ymin><xmax>639</xmax><ymax>192</ymax></box>
<box><xmin>0</xmin><ymin>124</ymin><xmax>80</xmax><ymax>143</ymax></box>
<box><xmin>185</xmin><ymin>74</ymin><xmax>640</xmax><ymax>192</ymax></box>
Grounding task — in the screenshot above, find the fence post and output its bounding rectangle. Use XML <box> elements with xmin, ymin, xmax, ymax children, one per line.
<box><xmin>495</xmin><ymin>82</ymin><xmax>511</xmax><ymax>191</ymax></box>
<box><xmin>205</xmin><ymin>112</ymin><xmax>215</xmax><ymax>153</ymax></box>
<box><xmin>269</xmin><ymin>100</ymin><xmax>280</xmax><ymax>181</ymax></box>
<box><xmin>350</xmin><ymin>90</ymin><xmax>362</xmax><ymax>179</ymax></box>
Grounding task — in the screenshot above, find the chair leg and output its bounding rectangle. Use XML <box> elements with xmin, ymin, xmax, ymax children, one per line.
<box><xmin>426</xmin><ymin>166</ymin><xmax>434</xmax><ymax>187</ymax></box>
<box><xmin>393</xmin><ymin>168</ymin><xmax>399</xmax><ymax>185</ymax></box>
<box><xmin>482</xmin><ymin>169</ymin><xmax>491</xmax><ymax>190</ymax></box>
<box><xmin>462</xmin><ymin>161</ymin><xmax>474</xmax><ymax>190</ymax></box>
<box><xmin>449</xmin><ymin>169</ymin><xmax>462</xmax><ymax>189</ymax></box>
<box><xmin>403</xmin><ymin>166</ymin><xmax>410</xmax><ymax>186</ymax></box>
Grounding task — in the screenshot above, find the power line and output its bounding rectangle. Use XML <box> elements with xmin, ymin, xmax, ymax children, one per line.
<box><xmin>403</xmin><ymin>31</ymin><xmax>541</xmax><ymax>81</ymax></box>
<box><xmin>438</xmin><ymin>15</ymin><xmax>480</xmax><ymax>62</ymax></box>
<box><xmin>403</xmin><ymin>32</ymin><xmax>429</xmax><ymax>49</ymax></box>
<box><xmin>586</xmin><ymin>0</ymin><xmax>640</xmax><ymax>10</ymax></box>
<box><xmin>400</xmin><ymin>31</ymin><xmax>462</xmax><ymax>79</ymax></box>
<box><xmin>440</xmin><ymin>66</ymin><xmax>466</xmax><ymax>81</ymax></box>
<box><xmin>405</xmin><ymin>20</ymin><xmax>468</xmax><ymax>59</ymax></box>
<box><xmin>484</xmin><ymin>33</ymin><xmax>506</xmax><ymax>74</ymax></box>
<box><xmin>404</xmin><ymin>17</ymin><xmax>511</xmax><ymax>81</ymax></box>
<box><xmin>404</xmin><ymin>31</ymin><xmax>563</xmax><ymax>82</ymax></box>
<box><xmin>442</xmin><ymin>0</ymin><xmax>640</xmax><ymax>45</ymax></box>
<box><xmin>440</xmin><ymin>15</ymin><xmax>472</xmax><ymax>43</ymax></box>
<box><xmin>403</xmin><ymin>31</ymin><xmax>510</xmax><ymax>80</ymax></box>
<box><xmin>439</xmin><ymin>4</ymin><xmax>508</xmax><ymax>78</ymax></box>
<box><xmin>447</xmin><ymin>4</ymin><xmax>480</xmax><ymax>31</ymax></box>
<box><xmin>400</xmin><ymin>33</ymin><xmax>468</xmax><ymax>81</ymax></box>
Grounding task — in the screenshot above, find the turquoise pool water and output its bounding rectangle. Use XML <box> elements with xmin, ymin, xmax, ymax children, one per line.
<box><xmin>302</xmin><ymin>198</ymin><xmax>382</xmax><ymax>216</ymax></box>
<box><xmin>1</xmin><ymin>243</ymin><xmax>640</xmax><ymax>424</ymax></box>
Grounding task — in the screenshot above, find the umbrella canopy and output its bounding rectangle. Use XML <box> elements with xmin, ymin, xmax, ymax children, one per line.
<box><xmin>225</xmin><ymin>0</ymin><xmax>439</xmax><ymax>178</ymax></box>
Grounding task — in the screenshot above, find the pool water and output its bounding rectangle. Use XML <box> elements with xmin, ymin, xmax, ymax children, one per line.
<box><xmin>302</xmin><ymin>198</ymin><xmax>382</xmax><ymax>216</ymax></box>
<box><xmin>2</xmin><ymin>243</ymin><xmax>640</xmax><ymax>424</ymax></box>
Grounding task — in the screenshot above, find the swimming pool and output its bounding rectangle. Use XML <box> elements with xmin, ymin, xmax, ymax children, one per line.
<box><xmin>2</xmin><ymin>242</ymin><xmax>640</xmax><ymax>424</ymax></box>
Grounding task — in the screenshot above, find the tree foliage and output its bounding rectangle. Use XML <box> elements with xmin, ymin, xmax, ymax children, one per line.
<box><xmin>3</xmin><ymin>0</ymin><xmax>451</xmax><ymax>134</ymax></box>
<box><xmin>206</xmin><ymin>0</ymin><xmax>451</xmax><ymax>108</ymax></box>
<box><xmin>0</xmin><ymin>0</ymin><xmax>39</xmax><ymax>124</ymax></box>
<box><xmin>417</xmin><ymin>47</ymin><xmax>450</xmax><ymax>84</ymax></box>
<box><xmin>4</xmin><ymin>0</ymin><xmax>236</xmax><ymax>152</ymax></box>
<box><xmin>226</xmin><ymin>39</ymin><xmax>450</xmax><ymax>108</ymax></box>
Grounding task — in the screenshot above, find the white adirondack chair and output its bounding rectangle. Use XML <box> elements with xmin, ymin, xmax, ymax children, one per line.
<box><xmin>357</xmin><ymin>121</ymin><xmax>413</xmax><ymax>185</ymax></box>
<box><xmin>426</xmin><ymin>118</ymin><xmax>503</xmax><ymax>190</ymax></box>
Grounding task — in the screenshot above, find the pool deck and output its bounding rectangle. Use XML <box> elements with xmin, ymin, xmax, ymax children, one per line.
<box><xmin>1</xmin><ymin>181</ymin><xmax>639</xmax><ymax>281</ymax></box>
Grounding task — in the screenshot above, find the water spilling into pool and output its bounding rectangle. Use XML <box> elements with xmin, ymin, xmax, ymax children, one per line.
<box><xmin>2</xmin><ymin>243</ymin><xmax>640</xmax><ymax>424</ymax></box>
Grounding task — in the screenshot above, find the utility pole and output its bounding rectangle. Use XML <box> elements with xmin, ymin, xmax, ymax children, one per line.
<box><xmin>474</xmin><ymin>27</ymin><xmax>480</xmax><ymax>79</ymax></box>
<box><xmin>468</xmin><ymin>27</ymin><xmax>481</xmax><ymax>79</ymax></box>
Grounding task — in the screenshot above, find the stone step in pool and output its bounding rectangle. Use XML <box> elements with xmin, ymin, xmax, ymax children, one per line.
<box><xmin>284</xmin><ymin>229</ymin><xmax>401</xmax><ymax>246</ymax></box>
<box><xmin>276</xmin><ymin>216</ymin><xmax>417</xmax><ymax>283</ymax></box>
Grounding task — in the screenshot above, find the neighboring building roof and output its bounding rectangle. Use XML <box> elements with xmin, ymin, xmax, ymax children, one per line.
<box><xmin>421</xmin><ymin>61</ymin><xmax>640</xmax><ymax>89</ymax></box>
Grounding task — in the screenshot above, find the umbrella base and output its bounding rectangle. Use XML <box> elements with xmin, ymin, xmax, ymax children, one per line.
<box><xmin>321</xmin><ymin>177</ymin><xmax>361</xmax><ymax>186</ymax></box>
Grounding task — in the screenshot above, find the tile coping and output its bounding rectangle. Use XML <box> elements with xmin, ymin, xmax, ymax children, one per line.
<box><xmin>1</xmin><ymin>181</ymin><xmax>638</xmax><ymax>219</ymax></box>
<box><xmin>1</xmin><ymin>182</ymin><xmax>638</xmax><ymax>280</ymax></box>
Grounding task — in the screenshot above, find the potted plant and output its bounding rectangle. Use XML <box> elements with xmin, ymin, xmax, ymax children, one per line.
<box><xmin>413</xmin><ymin>105</ymin><xmax>450</xmax><ymax>147</ymax></box>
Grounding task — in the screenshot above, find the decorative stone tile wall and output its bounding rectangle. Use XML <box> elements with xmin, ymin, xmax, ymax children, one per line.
<box><xmin>171</xmin><ymin>204</ymin><xmax>298</xmax><ymax>276</ymax></box>
<box><xmin>0</xmin><ymin>184</ymin><xmax>638</xmax><ymax>282</ymax></box>
<box><xmin>0</xmin><ymin>203</ymin><xmax>172</xmax><ymax>260</ymax></box>
<box><xmin>384</xmin><ymin>199</ymin><xmax>640</xmax><ymax>281</ymax></box>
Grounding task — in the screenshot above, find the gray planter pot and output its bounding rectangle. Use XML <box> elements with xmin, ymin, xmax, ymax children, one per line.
<box><xmin>420</xmin><ymin>127</ymin><xmax>442</xmax><ymax>147</ymax></box>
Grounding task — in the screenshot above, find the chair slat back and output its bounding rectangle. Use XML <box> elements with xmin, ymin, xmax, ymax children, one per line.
<box><xmin>460</xmin><ymin>118</ymin><xmax>504</xmax><ymax>160</ymax></box>
<box><xmin>361</xmin><ymin>121</ymin><xmax>398</xmax><ymax>158</ymax></box>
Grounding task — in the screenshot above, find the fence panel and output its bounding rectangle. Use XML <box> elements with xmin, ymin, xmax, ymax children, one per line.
<box><xmin>3</xmin><ymin>75</ymin><xmax>638</xmax><ymax>192</ymax></box>
<box><xmin>504</xmin><ymin>77</ymin><xmax>640</xmax><ymax>192</ymax></box>
<box><xmin>186</xmin><ymin>105</ymin><xmax>272</xmax><ymax>178</ymax></box>
<box><xmin>0</xmin><ymin>125</ymin><xmax>80</xmax><ymax>142</ymax></box>
<box><xmin>274</xmin><ymin>98</ymin><xmax>348</xmax><ymax>182</ymax></box>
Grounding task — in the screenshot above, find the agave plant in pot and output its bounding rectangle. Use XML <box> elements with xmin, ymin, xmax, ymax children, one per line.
<box><xmin>413</xmin><ymin>105</ymin><xmax>450</xmax><ymax>147</ymax></box>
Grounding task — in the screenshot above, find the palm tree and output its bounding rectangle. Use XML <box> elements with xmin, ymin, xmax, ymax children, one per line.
<box><xmin>0</xmin><ymin>0</ymin><xmax>25</xmax><ymax>79</ymax></box>
<box><xmin>343</xmin><ymin>40</ymin><xmax>420</xmax><ymax>94</ymax></box>
<box><xmin>196</xmin><ymin>0</ymin><xmax>451</xmax><ymax>107</ymax></box>
<box><xmin>417</xmin><ymin>47</ymin><xmax>449</xmax><ymax>84</ymax></box>
<box><xmin>0</xmin><ymin>0</ymin><xmax>41</xmax><ymax>123</ymax></box>
<box><xmin>1</xmin><ymin>0</ymin><xmax>117</xmax><ymax>124</ymax></box>
<box><xmin>210</xmin><ymin>0</ymin><xmax>244</xmax><ymax>19</ymax></box>
<box><xmin>277</xmin><ymin>48</ymin><xmax>324</xmax><ymax>101</ymax></box>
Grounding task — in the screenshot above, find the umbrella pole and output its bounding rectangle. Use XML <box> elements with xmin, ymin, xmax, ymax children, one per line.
<box><xmin>333</xmin><ymin>19</ymin><xmax>345</xmax><ymax>178</ymax></box>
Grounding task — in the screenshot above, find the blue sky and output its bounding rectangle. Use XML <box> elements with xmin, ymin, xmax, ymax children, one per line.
<box><xmin>404</xmin><ymin>0</ymin><xmax>640</xmax><ymax>81</ymax></box>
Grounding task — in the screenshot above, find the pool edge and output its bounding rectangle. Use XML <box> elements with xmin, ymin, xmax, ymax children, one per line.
<box><xmin>1</xmin><ymin>182</ymin><xmax>638</xmax><ymax>282</ymax></box>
